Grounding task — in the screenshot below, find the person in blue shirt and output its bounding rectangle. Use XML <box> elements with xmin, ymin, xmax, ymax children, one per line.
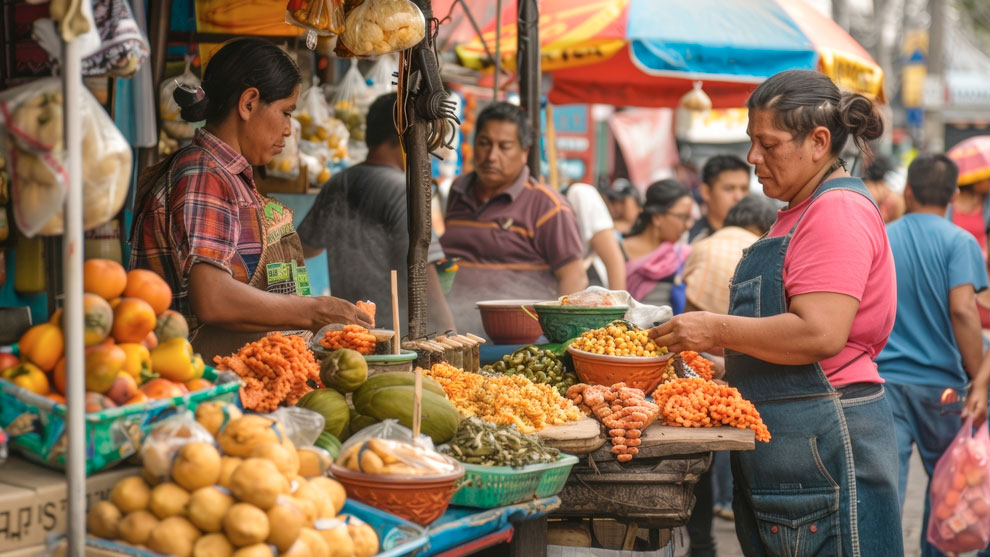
<box><xmin>876</xmin><ymin>153</ymin><xmax>990</xmax><ymax>557</ymax></box>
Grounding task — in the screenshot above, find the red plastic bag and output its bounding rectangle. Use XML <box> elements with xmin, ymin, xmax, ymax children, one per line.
<box><xmin>927</xmin><ymin>417</ymin><xmax>990</xmax><ymax>554</ymax></box>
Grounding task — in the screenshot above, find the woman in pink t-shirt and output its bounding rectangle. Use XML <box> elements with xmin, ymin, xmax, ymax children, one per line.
<box><xmin>650</xmin><ymin>70</ymin><xmax>903</xmax><ymax>556</ymax></box>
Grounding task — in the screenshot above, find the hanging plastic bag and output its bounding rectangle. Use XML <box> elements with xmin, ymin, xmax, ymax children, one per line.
<box><xmin>285</xmin><ymin>0</ymin><xmax>346</xmax><ymax>49</ymax></box>
<box><xmin>926</xmin><ymin>417</ymin><xmax>990</xmax><ymax>554</ymax></box>
<box><xmin>266</xmin><ymin>117</ymin><xmax>302</xmax><ymax>180</ymax></box>
<box><xmin>1</xmin><ymin>78</ymin><xmax>132</xmax><ymax>237</ymax></box>
<box><xmin>336</xmin><ymin>0</ymin><xmax>426</xmax><ymax>58</ymax></box>
<box><xmin>160</xmin><ymin>56</ymin><xmax>200</xmax><ymax>140</ymax></box>
<box><xmin>366</xmin><ymin>53</ymin><xmax>398</xmax><ymax>97</ymax></box>
<box><xmin>331</xmin><ymin>61</ymin><xmax>372</xmax><ymax>164</ymax></box>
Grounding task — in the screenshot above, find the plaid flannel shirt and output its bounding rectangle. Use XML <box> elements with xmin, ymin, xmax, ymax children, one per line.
<box><xmin>130</xmin><ymin>129</ymin><xmax>264</xmax><ymax>330</ymax></box>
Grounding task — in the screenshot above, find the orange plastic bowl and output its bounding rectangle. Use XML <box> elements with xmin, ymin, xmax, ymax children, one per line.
<box><xmin>329</xmin><ymin>463</ymin><xmax>464</xmax><ymax>526</ymax></box>
<box><xmin>476</xmin><ymin>300</ymin><xmax>545</xmax><ymax>345</ymax></box>
<box><xmin>567</xmin><ymin>345</ymin><xmax>673</xmax><ymax>393</ymax></box>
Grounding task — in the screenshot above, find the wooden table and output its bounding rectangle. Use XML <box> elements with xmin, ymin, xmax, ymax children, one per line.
<box><xmin>544</xmin><ymin>422</ymin><xmax>755</xmax><ymax>552</ymax></box>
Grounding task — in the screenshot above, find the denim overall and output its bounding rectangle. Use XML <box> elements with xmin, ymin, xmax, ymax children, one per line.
<box><xmin>725</xmin><ymin>178</ymin><xmax>903</xmax><ymax>556</ymax></box>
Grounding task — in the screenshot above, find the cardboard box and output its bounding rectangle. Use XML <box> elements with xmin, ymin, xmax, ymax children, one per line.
<box><xmin>0</xmin><ymin>457</ymin><xmax>140</xmax><ymax>553</ymax></box>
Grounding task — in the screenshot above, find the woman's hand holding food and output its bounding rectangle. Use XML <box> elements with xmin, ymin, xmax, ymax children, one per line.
<box><xmin>648</xmin><ymin>312</ymin><xmax>722</xmax><ymax>354</ymax></box>
<box><xmin>310</xmin><ymin>296</ymin><xmax>374</xmax><ymax>329</ymax></box>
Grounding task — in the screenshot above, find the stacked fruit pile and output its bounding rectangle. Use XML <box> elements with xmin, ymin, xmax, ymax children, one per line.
<box><xmin>88</xmin><ymin>411</ymin><xmax>379</xmax><ymax>557</ymax></box>
<box><xmin>1</xmin><ymin>259</ymin><xmax>210</xmax><ymax>409</ymax></box>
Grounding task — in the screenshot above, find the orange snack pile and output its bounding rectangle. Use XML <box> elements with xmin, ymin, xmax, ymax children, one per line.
<box><xmin>213</xmin><ymin>333</ymin><xmax>319</xmax><ymax>412</ymax></box>
<box><xmin>679</xmin><ymin>351</ymin><xmax>715</xmax><ymax>381</ymax></box>
<box><xmin>320</xmin><ymin>324</ymin><xmax>376</xmax><ymax>355</ymax></box>
<box><xmin>652</xmin><ymin>377</ymin><xmax>770</xmax><ymax>442</ymax></box>
<box><xmin>567</xmin><ymin>383</ymin><xmax>659</xmax><ymax>462</ymax></box>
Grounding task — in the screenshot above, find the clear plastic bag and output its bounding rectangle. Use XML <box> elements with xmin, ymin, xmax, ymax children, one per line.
<box><xmin>140</xmin><ymin>411</ymin><xmax>215</xmax><ymax>484</ymax></box>
<box><xmin>299</xmin><ymin>140</ymin><xmax>334</xmax><ymax>186</ymax></box>
<box><xmin>366</xmin><ymin>53</ymin><xmax>398</xmax><ymax>97</ymax></box>
<box><xmin>337</xmin><ymin>0</ymin><xmax>426</xmax><ymax>57</ymax></box>
<box><xmin>266</xmin><ymin>117</ymin><xmax>302</xmax><ymax>179</ymax></box>
<box><xmin>330</xmin><ymin>61</ymin><xmax>371</xmax><ymax>143</ymax></box>
<box><xmin>1</xmin><ymin>78</ymin><xmax>131</xmax><ymax>237</ymax></box>
<box><xmin>335</xmin><ymin>419</ymin><xmax>460</xmax><ymax>476</ymax></box>
<box><xmin>267</xmin><ymin>406</ymin><xmax>326</xmax><ymax>447</ymax></box>
<box><xmin>285</xmin><ymin>0</ymin><xmax>346</xmax><ymax>49</ymax></box>
<box><xmin>927</xmin><ymin>417</ymin><xmax>990</xmax><ymax>554</ymax></box>
<box><xmin>557</xmin><ymin>286</ymin><xmax>673</xmax><ymax>328</ymax></box>
<box><xmin>160</xmin><ymin>56</ymin><xmax>200</xmax><ymax>140</ymax></box>
<box><xmin>559</xmin><ymin>288</ymin><xmax>622</xmax><ymax>308</ymax></box>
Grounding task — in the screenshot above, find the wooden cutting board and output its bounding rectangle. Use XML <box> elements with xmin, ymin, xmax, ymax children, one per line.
<box><xmin>538</xmin><ymin>416</ymin><xmax>606</xmax><ymax>455</ymax></box>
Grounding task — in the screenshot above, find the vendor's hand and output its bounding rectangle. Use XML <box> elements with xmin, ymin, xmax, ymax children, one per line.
<box><xmin>648</xmin><ymin>312</ymin><xmax>721</xmax><ymax>354</ymax></box>
<box><xmin>311</xmin><ymin>296</ymin><xmax>374</xmax><ymax>329</ymax></box>
<box><xmin>963</xmin><ymin>379</ymin><xmax>988</xmax><ymax>427</ymax></box>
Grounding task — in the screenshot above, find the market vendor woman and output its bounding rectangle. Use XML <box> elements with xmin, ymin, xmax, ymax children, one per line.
<box><xmin>131</xmin><ymin>38</ymin><xmax>371</xmax><ymax>361</ymax></box>
<box><xmin>650</xmin><ymin>70</ymin><xmax>903</xmax><ymax>555</ymax></box>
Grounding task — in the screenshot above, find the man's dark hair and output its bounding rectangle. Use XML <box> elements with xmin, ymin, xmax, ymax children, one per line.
<box><xmin>701</xmin><ymin>155</ymin><xmax>749</xmax><ymax>186</ymax></box>
<box><xmin>366</xmin><ymin>93</ymin><xmax>399</xmax><ymax>149</ymax></box>
<box><xmin>604</xmin><ymin>178</ymin><xmax>643</xmax><ymax>206</ymax></box>
<box><xmin>906</xmin><ymin>154</ymin><xmax>959</xmax><ymax>208</ymax></box>
<box><xmin>725</xmin><ymin>194</ymin><xmax>777</xmax><ymax>235</ymax></box>
<box><xmin>863</xmin><ymin>156</ymin><xmax>893</xmax><ymax>182</ymax></box>
<box><xmin>475</xmin><ymin>101</ymin><xmax>532</xmax><ymax>149</ymax></box>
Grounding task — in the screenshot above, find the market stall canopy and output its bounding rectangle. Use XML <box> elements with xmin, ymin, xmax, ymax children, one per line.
<box><xmin>948</xmin><ymin>136</ymin><xmax>990</xmax><ymax>187</ymax></box>
<box><xmin>453</xmin><ymin>0</ymin><xmax>885</xmax><ymax>108</ymax></box>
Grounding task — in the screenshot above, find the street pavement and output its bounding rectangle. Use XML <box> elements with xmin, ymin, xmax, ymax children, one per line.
<box><xmin>711</xmin><ymin>447</ymin><xmax>928</xmax><ymax>557</ymax></box>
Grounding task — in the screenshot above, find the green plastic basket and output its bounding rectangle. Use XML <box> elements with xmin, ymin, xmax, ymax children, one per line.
<box><xmin>0</xmin><ymin>366</ymin><xmax>240</xmax><ymax>475</ymax></box>
<box><xmin>449</xmin><ymin>454</ymin><xmax>578</xmax><ymax>509</ymax></box>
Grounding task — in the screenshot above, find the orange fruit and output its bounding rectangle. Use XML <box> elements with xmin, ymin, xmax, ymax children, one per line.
<box><xmin>53</xmin><ymin>357</ymin><xmax>66</xmax><ymax>395</ymax></box>
<box><xmin>83</xmin><ymin>259</ymin><xmax>127</xmax><ymax>301</ymax></box>
<box><xmin>46</xmin><ymin>392</ymin><xmax>66</xmax><ymax>404</ymax></box>
<box><xmin>112</xmin><ymin>298</ymin><xmax>158</xmax><ymax>344</ymax></box>
<box><xmin>185</xmin><ymin>378</ymin><xmax>213</xmax><ymax>392</ymax></box>
<box><xmin>123</xmin><ymin>270</ymin><xmax>172</xmax><ymax>316</ymax></box>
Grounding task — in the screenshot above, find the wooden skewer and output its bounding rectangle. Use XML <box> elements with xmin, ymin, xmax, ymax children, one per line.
<box><xmin>390</xmin><ymin>270</ymin><xmax>400</xmax><ymax>355</ymax></box>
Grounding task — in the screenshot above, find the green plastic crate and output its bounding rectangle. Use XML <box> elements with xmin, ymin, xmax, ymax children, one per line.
<box><xmin>0</xmin><ymin>366</ymin><xmax>240</xmax><ymax>475</ymax></box>
<box><xmin>450</xmin><ymin>454</ymin><xmax>578</xmax><ymax>509</ymax></box>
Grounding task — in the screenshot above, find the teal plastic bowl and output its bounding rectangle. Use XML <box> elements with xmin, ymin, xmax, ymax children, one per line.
<box><xmin>532</xmin><ymin>303</ymin><xmax>629</xmax><ymax>343</ymax></box>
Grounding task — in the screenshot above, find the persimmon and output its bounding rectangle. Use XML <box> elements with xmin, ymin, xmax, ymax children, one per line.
<box><xmin>84</xmin><ymin>259</ymin><xmax>127</xmax><ymax>301</ymax></box>
<box><xmin>124</xmin><ymin>269</ymin><xmax>173</xmax><ymax>315</ymax></box>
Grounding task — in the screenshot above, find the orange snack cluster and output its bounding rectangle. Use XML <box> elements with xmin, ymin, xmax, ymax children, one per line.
<box><xmin>652</xmin><ymin>377</ymin><xmax>771</xmax><ymax>442</ymax></box>
<box><xmin>679</xmin><ymin>351</ymin><xmax>715</xmax><ymax>381</ymax></box>
<box><xmin>320</xmin><ymin>324</ymin><xmax>376</xmax><ymax>355</ymax></box>
<box><xmin>356</xmin><ymin>301</ymin><xmax>376</xmax><ymax>327</ymax></box>
<box><xmin>567</xmin><ymin>383</ymin><xmax>659</xmax><ymax>462</ymax></box>
<box><xmin>213</xmin><ymin>333</ymin><xmax>319</xmax><ymax>412</ymax></box>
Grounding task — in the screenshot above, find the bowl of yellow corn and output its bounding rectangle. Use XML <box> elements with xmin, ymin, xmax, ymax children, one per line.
<box><xmin>567</xmin><ymin>322</ymin><xmax>671</xmax><ymax>392</ymax></box>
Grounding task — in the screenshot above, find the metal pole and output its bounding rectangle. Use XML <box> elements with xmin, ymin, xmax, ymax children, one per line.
<box><xmin>517</xmin><ymin>0</ymin><xmax>540</xmax><ymax>177</ymax></box>
<box><xmin>493</xmin><ymin>0</ymin><xmax>502</xmax><ymax>99</ymax></box>
<box><xmin>404</xmin><ymin>0</ymin><xmax>436</xmax><ymax>339</ymax></box>
<box><xmin>62</xmin><ymin>27</ymin><xmax>86</xmax><ymax>557</ymax></box>
<box><xmin>923</xmin><ymin>0</ymin><xmax>945</xmax><ymax>152</ymax></box>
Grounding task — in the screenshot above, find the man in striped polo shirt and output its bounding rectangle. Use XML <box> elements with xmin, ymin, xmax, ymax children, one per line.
<box><xmin>441</xmin><ymin>102</ymin><xmax>587</xmax><ymax>338</ymax></box>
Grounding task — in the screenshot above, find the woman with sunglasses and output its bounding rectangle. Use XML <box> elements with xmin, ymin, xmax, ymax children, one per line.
<box><xmin>621</xmin><ymin>179</ymin><xmax>693</xmax><ymax>313</ymax></box>
<box><xmin>650</xmin><ymin>70</ymin><xmax>902</xmax><ymax>555</ymax></box>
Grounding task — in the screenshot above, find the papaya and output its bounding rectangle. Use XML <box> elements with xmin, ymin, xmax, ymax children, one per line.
<box><xmin>351</xmin><ymin>372</ymin><xmax>445</xmax><ymax>411</ymax></box>
<box><xmin>295</xmin><ymin>389</ymin><xmax>349</xmax><ymax>438</ymax></box>
<box><xmin>353</xmin><ymin>386</ymin><xmax>460</xmax><ymax>444</ymax></box>
<box><xmin>341</xmin><ymin>410</ymin><xmax>379</xmax><ymax>441</ymax></box>
<box><xmin>155</xmin><ymin>310</ymin><xmax>190</xmax><ymax>342</ymax></box>
<box><xmin>319</xmin><ymin>349</ymin><xmax>367</xmax><ymax>393</ymax></box>
<box><xmin>82</xmin><ymin>294</ymin><xmax>114</xmax><ymax>347</ymax></box>
<box><xmin>313</xmin><ymin>432</ymin><xmax>342</xmax><ymax>460</ymax></box>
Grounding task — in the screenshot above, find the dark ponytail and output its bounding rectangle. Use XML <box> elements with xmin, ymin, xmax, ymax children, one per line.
<box><xmin>625</xmin><ymin>179</ymin><xmax>690</xmax><ymax>238</ymax></box>
<box><xmin>747</xmin><ymin>70</ymin><xmax>884</xmax><ymax>160</ymax></box>
<box><xmin>174</xmin><ymin>38</ymin><xmax>301</xmax><ymax>125</ymax></box>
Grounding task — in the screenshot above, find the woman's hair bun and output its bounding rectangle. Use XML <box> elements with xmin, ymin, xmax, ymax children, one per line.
<box><xmin>173</xmin><ymin>82</ymin><xmax>209</xmax><ymax>123</ymax></box>
<box><xmin>839</xmin><ymin>92</ymin><xmax>885</xmax><ymax>143</ymax></box>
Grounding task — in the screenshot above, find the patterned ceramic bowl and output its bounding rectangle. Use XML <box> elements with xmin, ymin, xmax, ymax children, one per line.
<box><xmin>532</xmin><ymin>303</ymin><xmax>629</xmax><ymax>343</ymax></box>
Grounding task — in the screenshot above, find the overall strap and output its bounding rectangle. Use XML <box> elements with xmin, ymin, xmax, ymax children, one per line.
<box><xmin>789</xmin><ymin>176</ymin><xmax>879</xmax><ymax>236</ymax></box>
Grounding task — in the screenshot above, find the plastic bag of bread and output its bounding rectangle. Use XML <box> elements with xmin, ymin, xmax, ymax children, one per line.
<box><xmin>160</xmin><ymin>56</ymin><xmax>200</xmax><ymax>140</ymax></box>
<box><xmin>1</xmin><ymin>78</ymin><xmax>132</xmax><ymax>237</ymax></box>
<box><xmin>337</xmin><ymin>0</ymin><xmax>426</xmax><ymax>57</ymax></box>
<box><xmin>336</xmin><ymin>420</ymin><xmax>460</xmax><ymax>476</ymax></box>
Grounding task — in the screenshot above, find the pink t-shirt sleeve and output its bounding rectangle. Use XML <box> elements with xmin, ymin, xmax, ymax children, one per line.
<box><xmin>779</xmin><ymin>189</ymin><xmax>897</xmax><ymax>386</ymax></box>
